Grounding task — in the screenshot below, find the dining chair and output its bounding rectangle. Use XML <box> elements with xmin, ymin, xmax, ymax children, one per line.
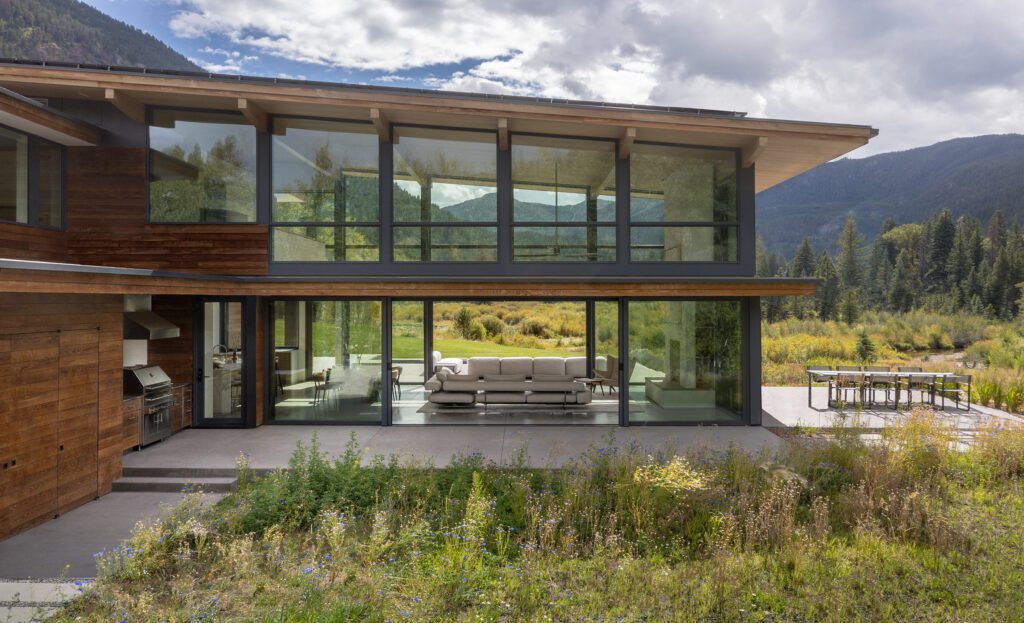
<box><xmin>864</xmin><ymin>365</ymin><xmax>897</xmax><ymax>407</ymax></box>
<box><xmin>938</xmin><ymin>374</ymin><xmax>971</xmax><ymax>410</ymax></box>
<box><xmin>391</xmin><ymin>366</ymin><xmax>403</xmax><ymax>400</ymax></box>
<box><xmin>834</xmin><ymin>365</ymin><xmax>865</xmax><ymax>406</ymax></box>
<box><xmin>900</xmin><ymin>371</ymin><xmax>936</xmax><ymax>406</ymax></box>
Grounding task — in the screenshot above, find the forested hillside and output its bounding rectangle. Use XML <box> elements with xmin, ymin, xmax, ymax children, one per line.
<box><xmin>0</xmin><ymin>0</ymin><xmax>199</xmax><ymax>70</ymax></box>
<box><xmin>757</xmin><ymin>134</ymin><xmax>1024</xmax><ymax>257</ymax></box>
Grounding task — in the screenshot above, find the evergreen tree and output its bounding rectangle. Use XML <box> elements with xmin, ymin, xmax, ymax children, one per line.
<box><xmin>836</xmin><ymin>215</ymin><xmax>862</xmax><ymax>291</ymax></box>
<box><xmin>855</xmin><ymin>329</ymin><xmax>877</xmax><ymax>363</ymax></box>
<box><xmin>889</xmin><ymin>249</ymin><xmax>919</xmax><ymax>312</ymax></box>
<box><xmin>839</xmin><ymin>289</ymin><xmax>862</xmax><ymax>324</ymax></box>
<box><xmin>790</xmin><ymin>238</ymin><xmax>816</xmax><ymax>277</ymax></box>
<box><xmin>815</xmin><ymin>253</ymin><xmax>840</xmax><ymax>321</ymax></box>
<box><xmin>987</xmin><ymin>210</ymin><xmax>1006</xmax><ymax>261</ymax></box>
<box><xmin>986</xmin><ymin>248</ymin><xmax>1013</xmax><ymax>318</ymax></box>
<box><xmin>925</xmin><ymin>209</ymin><xmax>955</xmax><ymax>290</ymax></box>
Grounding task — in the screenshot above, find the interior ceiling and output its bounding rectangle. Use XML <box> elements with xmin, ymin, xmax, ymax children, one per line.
<box><xmin>0</xmin><ymin>68</ymin><xmax>875</xmax><ymax>192</ymax></box>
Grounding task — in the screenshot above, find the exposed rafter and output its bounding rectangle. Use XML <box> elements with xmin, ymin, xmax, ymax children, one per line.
<box><xmin>618</xmin><ymin>127</ymin><xmax>636</xmax><ymax>159</ymax></box>
<box><xmin>237</xmin><ymin>98</ymin><xmax>269</xmax><ymax>133</ymax></box>
<box><xmin>742</xmin><ymin>136</ymin><xmax>768</xmax><ymax>168</ymax></box>
<box><xmin>497</xmin><ymin>118</ymin><xmax>509</xmax><ymax>150</ymax></box>
<box><xmin>103</xmin><ymin>88</ymin><xmax>145</xmax><ymax>124</ymax></box>
<box><xmin>369</xmin><ymin>108</ymin><xmax>389</xmax><ymax>141</ymax></box>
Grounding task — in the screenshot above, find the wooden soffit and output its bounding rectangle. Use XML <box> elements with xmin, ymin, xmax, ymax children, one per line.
<box><xmin>0</xmin><ymin>87</ymin><xmax>102</xmax><ymax>146</ymax></box>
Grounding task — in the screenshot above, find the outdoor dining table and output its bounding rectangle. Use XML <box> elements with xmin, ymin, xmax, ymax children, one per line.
<box><xmin>805</xmin><ymin>369</ymin><xmax>961</xmax><ymax>409</ymax></box>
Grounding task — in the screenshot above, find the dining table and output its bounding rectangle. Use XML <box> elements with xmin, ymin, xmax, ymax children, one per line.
<box><xmin>805</xmin><ymin>369</ymin><xmax>961</xmax><ymax>409</ymax></box>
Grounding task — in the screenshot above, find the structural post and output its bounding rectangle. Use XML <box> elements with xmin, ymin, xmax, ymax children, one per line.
<box><xmin>746</xmin><ymin>297</ymin><xmax>763</xmax><ymax>425</ymax></box>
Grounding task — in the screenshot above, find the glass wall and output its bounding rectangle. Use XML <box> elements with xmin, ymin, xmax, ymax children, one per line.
<box><xmin>393</xmin><ymin>127</ymin><xmax>498</xmax><ymax>261</ymax></box>
<box><xmin>512</xmin><ymin>135</ymin><xmax>616</xmax><ymax>261</ymax></box>
<box><xmin>0</xmin><ymin>126</ymin><xmax>28</xmax><ymax>224</ymax></box>
<box><xmin>271</xmin><ymin>299</ymin><xmax>382</xmax><ymax>423</ymax></box>
<box><xmin>200</xmin><ymin>301</ymin><xmax>245</xmax><ymax>421</ymax></box>
<box><xmin>272</xmin><ymin>118</ymin><xmax>380</xmax><ymax>261</ymax></box>
<box><xmin>627</xmin><ymin>300</ymin><xmax>742</xmax><ymax>423</ymax></box>
<box><xmin>149</xmin><ymin>110</ymin><xmax>257</xmax><ymax>223</ymax></box>
<box><xmin>629</xmin><ymin>144</ymin><xmax>737</xmax><ymax>262</ymax></box>
<box><xmin>594</xmin><ymin>301</ymin><xmax>620</xmax><ymax>400</ymax></box>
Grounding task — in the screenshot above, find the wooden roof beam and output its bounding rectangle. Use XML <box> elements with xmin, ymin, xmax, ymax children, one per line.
<box><xmin>237</xmin><ymin>98</ymin><xmax>269</xmax><ymax>133</ymax></box>
<box><xmin>0</xmin><ymin>88</ymin><xmax>102</xmax><ymax>146</ymax></box>
<box><xmin>618</xmin><ymin>127</ymin><xmax>636</xmax><ymax>159</ymax></box>
<box><xmin>370</xmin><ymin>108</ymin><xmax>389</xmax><ymax>141</ymax></box>
<box><xmin>103</xmin><ymin>88</ymin><xmax>145</xmax><ymax>124</ymax></box>
<box><xmin>498</xmin><ymin>118</ymin><xmax>509</xmax><ymax>150</ymax></box>
<box><xmin>742</xmin><ymin>136</ymin><xmax>768</xmax><ymax>168</ymax></box>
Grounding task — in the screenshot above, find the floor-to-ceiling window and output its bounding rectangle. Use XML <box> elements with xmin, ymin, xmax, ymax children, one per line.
<box><xmin>270</xmin><ymin>299</ymin><xmax>383</xmax><ymax>423</ymax></box>
<box><xmin>392</xmin><ymin>127</ymin><xmax>498</xmax><ymax>262</ymax></box>
<box><xmin>511</xmin><ymin>135</ymin><xmax>617</xmax><ymax>262</ymax></box>
<box><xmin>629</xmin><ymin>144</ymin><xmax>738</xmax><ymax>262</ymax></box>
<box><xmin>271</xmin><ymin>118</ymin><xmax>380</xmax><ymax>262</ymax></box>
<box><xmin>627</xmin><ymin>300</ymin><xmax>743</xmax><ymax>423</ymax></box>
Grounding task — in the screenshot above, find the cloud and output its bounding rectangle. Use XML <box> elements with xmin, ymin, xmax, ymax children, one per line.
<box><xmin>165</xmin><ymin>0</ymin><xmax>1024</xmax><ymax>155</ymax></box>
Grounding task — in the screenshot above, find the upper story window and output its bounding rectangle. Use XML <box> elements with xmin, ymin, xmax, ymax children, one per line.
<box><xmin>0</xmin><ymin>125</ymin><xmax>63</xmax><ymax>229</ymax></box>
<box><xmin>149</xmin><ymin>110</ymin><xmax>257</xmax><ymax>223</ymax></box>
<box><xmin>392</xmin><ymin>127</ymin><xmax>497</xmax><ymax>262</ymax></box>
<box><xmin>629</xmin><ymin>144</ymin><xmax>737</xmax><ymax>262</ymax></box>
<box><xmin>511</xmin><ymin>135</ymin><xmax>616</xmax><ymax>262</ymax></box>
<box><xmin>271</xmin><ymin>118</ymin><xmax>380</xmax><ymax>262</ymax></box>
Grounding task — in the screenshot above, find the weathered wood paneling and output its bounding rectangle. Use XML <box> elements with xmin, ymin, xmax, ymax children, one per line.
<box><xmin>147</xmin><ymin>296</ymin><xmax>195</xmax><ymax>385</ymax></box>
<box><xmin>0</xmin><ymin>293</ymin><xmax>123</xmax><ymax>539</ymax></box>
<box><xmin>0</xmin><ymin>222</ymin><xmax>67</xmax><ymax>262</ymax></box>
<box><xmin>64</xmin><ymin>148</ymin><xmax>269</xmax><ymax>275</ymax></box>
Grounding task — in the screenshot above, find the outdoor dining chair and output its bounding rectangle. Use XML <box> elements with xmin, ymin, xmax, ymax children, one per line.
<box><xmin>806</xmin><ymin>365</ymin><xmax>833</xmax><ymax>407</ymax></box>
<box><xmin>937</xmin><ymin>374</ymin><xmax>972</xmax><ymax>410</ymax></box>
<box><xmin>833</xmin><ymin>365</ymin><xmax>865</xmax><ymax>406</ymax></box>
<box><xmin>864</xmin><ymin>365</ymin><xmax>897</xmax><ymax>407</ymax></box>
<box><xmin>898</xmin><ymin>367</ymin><xmax>936</xmax><ymax>406</ymax></box>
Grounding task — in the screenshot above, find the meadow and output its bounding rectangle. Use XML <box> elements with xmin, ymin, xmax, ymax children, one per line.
<box><xmin>53</xmin><ymin>413</ymin><xmax>1024</xmax><ymax>622</ymax></box>
<box><xmin>762</xmin><ymin>310</ymin><xmax>1024</xmax><ymax>414</ymax></box>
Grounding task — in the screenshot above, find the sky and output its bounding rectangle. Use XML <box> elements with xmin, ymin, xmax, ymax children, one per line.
<box><xmin>81</xmin><ymin>0</ymin><xmax>1024</xmax><ymax>157</ymax></box>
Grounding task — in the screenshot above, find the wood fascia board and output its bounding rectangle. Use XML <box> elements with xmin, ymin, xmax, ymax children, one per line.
<box><xmin>237</xmin><ymin>98</ymin><xmax>269</xmax><ymax>132</ymax></box>
<box><xmin>497</xmin><ymin>118</ymin><xmax>509</xmax><ymax>150</ymax></box>
<box><xmin>369</xmin><ymin>108</ymin><xmax>389</xmax><ymax>141</ymax></box>
<box><xmin>103</xmin><ymin>88</ymin><xmax>145</xmax><ymax>124</ymax></box>
<box><xmin>0</xmin><ymin>68</ymin><xmax>875</xmax><ymax>141</ymax></box>
<box><xmin>0</xmin><ymin>268</ymin><xmax>818</xmax><ymax>297</ymax></box>
<box><xmin>0</xmin><ymin>91</ymin><xmax>102</xmax><ymax>146</ymax></box>
<box><xmin>618</xmin><ymin>127</ymin><xmax>636</xmax><ymax>159</ymax></box>
<box><xmin>742</xmin><ymin>136</ymin><xmax>768</xmax><ymax>168</ymax></box>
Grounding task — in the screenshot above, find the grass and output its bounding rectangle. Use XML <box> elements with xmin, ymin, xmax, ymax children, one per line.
<box><xmin>53</xmin><ymin>412</ymin><xmax>1024</xmax><ymax>622</ymax></box>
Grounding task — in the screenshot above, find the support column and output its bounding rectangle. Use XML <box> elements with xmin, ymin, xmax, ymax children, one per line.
<box><xmin>745</xmin><ymin>297</ymin><xmax>762</xmax><ymax>426</ymax></box>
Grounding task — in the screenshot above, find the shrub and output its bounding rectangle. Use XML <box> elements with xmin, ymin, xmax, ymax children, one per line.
<box><xmin>478</xmin><ymin>314</ymin><xmax>506</xmax><ymax>337</ymax></box>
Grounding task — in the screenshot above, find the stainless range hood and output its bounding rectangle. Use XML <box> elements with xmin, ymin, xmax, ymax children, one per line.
<box><xmin>124</xmin><ymin>295</ymin><xmax>180</xmax><ymax>340</ymax></box>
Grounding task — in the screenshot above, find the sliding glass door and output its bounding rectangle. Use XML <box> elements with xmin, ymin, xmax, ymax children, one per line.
<box><xmin>195</xmin><ymin>299</ymin><xmax>252</xmax><ymax>426</ymax></box>
<box><xmin>270</xmin><ymin>299</ymin><xmax>383</xmax><ymax>423</ymax></box>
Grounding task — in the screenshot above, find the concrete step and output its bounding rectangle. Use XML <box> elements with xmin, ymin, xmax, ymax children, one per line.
<box><xmin>121</xmin><ymin>466</ymin><xmax>239</xmax><ymax>478</ymax></box>
<box><xmin>111</xmin><ymin>476</ymin><xmax>237</xmax><ymax>493</ymax></box>
<box><xmin>0</xmin><ymin>581</ymin><xmax>80</xmax><ymax>623</ymax></box>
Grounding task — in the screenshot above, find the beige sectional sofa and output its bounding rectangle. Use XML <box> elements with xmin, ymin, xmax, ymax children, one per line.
<box><xmin>424</xmin><ymin>356</ymin><xmax>592</xmax><ymax>406</ymax></box>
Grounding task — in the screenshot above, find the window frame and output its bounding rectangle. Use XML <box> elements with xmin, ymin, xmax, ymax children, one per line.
<box><xmin>509</xmin><ymin>132</ymin><xmax>619</xmax><ymax>264</ymax></box>
<box><xmin>390</xmin><ymin>123</ymin><xmax>500</xmax><ymax>264</ymax></box>
<box><xmin>145</xmin><ymin>106</ymin><xmax>260</xmax><ymax>225</ymax></box>
<box><xmin>269</xmin><ymin>115</ymin><xmax>383</xmax><ymax>263</ymax></box>
<box><xmin>626</xmin><ymin>141</ymin><xmax>741</xmax><ymax>265</ymax></box>
<box><xmin>0</xmin><ymin>122</ymin><xmax>65</xmax><ymax>231</ymax></box>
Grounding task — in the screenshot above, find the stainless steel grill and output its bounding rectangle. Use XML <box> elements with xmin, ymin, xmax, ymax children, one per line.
<box><xmin>124</xmin><ymin>365</ymin><xmax>174</xmax><ymax>446</ymax></box>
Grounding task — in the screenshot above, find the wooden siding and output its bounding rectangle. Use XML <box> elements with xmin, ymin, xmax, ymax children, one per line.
<box><xmin>0</xmin><ymin>222</ymin><xmax>67</xmax><ymax>262</ymax></box>
<box><xmin>0</xmin><ymin>293</ymin><xmax>123</xmax><ymax>539</ymax></box>
<box><xmin>64</xmin><ymin>148</ymin><xmax>269</xmax><ymax>275</ymax></box>
<box><xmin>147</xmin><ymin>296</ymin><xmax>195</xmax><ymax>385</ymax></box>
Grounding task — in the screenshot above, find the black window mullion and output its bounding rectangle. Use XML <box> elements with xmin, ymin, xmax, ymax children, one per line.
<box><xmin>26</xmin><ymin>135</ymin><xmax>39</xmax><ymax>227</ymax></box>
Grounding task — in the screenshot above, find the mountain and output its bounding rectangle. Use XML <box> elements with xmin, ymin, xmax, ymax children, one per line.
<box><xmin>0</xmin><ymin>0</ymin><xmax>200</xmax><ymax>71</ymax></box>
<box><xmin>756</xmin><ymin>134</ymin><xmax>1024</xmax><ymax>257</ymax></box>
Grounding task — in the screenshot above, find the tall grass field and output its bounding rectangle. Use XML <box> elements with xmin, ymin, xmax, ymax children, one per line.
<box><xmin>54</xmin><ymin>414</ymin><xmax>1024</xmax><ymax>622</ymax></box>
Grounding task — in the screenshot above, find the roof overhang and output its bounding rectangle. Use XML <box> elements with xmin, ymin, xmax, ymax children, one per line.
<box><xmin>0</xmin><ymin>62</ymin><xmax>876</xmax><ymax>191</ymax></box>
<box><xmin>0</xmin><ymin>258</ymin><xmax>819</xmax><ymax>297</ymax></box>
<box><xmin>0</xmin><ymin>86</ymin><xmax>102</xmax><ymax>146</ymax></box>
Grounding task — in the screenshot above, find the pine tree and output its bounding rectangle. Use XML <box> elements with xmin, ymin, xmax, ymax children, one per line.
<box><xmin>925</xmin><ymin>209</ymin><xmax>955</xmax><ymax>290</ymax></box>
<box><xmin>986</xmin><ymin>248</ymin><xmax>1012</xmax><ymax>318</ymax></box>
<box><xmin>839</xmin><ymin>289</ymin><xmax>862</xmax><ymax>325</ymax></box>
<box><xmin>855</xmin><ymin>329</ymin><xmax>877</xmax><ymax>363</ymax></box>
<box><xmin>836</xmin><ymin>215</ymin><xmax>862</xmax><ymax>291</ymax></box>
<box><xmin>889</xmin><ymin>249</ymin><xmax>919</xmax><ymax>312</ymax></box>
<box><xmin>790</xmin><ymin>238</ymin><xmax>816</xmax><ymax>277</ymax></box>
<box><xmin>987</xmin><ymin>210</ymin><xmax>1006</xmax><ymax>261</ymax></box>
<box><xmin>815</xmin><ymin>253</ymin><xmax>840</xmax><ymax>321</ymax></box>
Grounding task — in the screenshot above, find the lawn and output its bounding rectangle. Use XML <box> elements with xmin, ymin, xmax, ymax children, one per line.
<box><xmin>54</xmin><ymin>412</ymin><xmax>1024</xmax><ymax>622</ymax></box>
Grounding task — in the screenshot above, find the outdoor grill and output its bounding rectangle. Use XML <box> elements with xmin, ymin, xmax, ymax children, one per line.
<box><xmin>124</xmin><ymin>365</ymin><xmax>174</xmax><ymax>446</ymax></box>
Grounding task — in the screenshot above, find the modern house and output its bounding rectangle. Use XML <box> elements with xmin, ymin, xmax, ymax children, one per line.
<box><xmin>0</xmin><ymin>59</ymin><xmax>876</xmax><ymax>538</ymax></box>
